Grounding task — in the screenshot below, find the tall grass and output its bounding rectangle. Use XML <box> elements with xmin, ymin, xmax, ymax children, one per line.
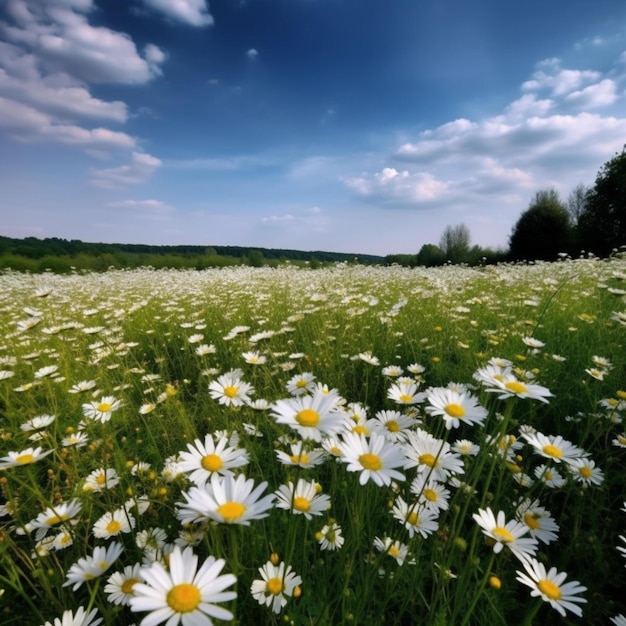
<box><xmin>0</xmin><ymin>259</ymin><xmax>625</xmax><ymax>625</ymax></box>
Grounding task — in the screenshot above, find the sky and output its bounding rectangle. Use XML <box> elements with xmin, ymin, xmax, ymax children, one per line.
<box><xmin>1</xmin><ymin>0</ymin><xmax>626</xmax><ymax>256</ymax></box>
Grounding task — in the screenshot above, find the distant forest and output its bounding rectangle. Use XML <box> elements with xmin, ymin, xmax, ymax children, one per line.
<box><xmin>0</xmin><ymin>236</ymin><xmax>385</xmax><ymax>272</ymax></box>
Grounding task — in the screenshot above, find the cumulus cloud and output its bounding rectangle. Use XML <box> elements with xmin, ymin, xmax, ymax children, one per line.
<box><xmin>141</xmin><ymin>0</ymin><xmax>213</xmax><ymax>27</ymax></box>
<box><xmin>90</xmin><ymin>152</ymin><xmax>162</xmax><ymax>188</ymax></box>
<box><xmin>564</xmin><ymin>78</ymin><xmax>617</xmax><ymax>108</ymax></box>
<box><xmin>246</xmin><ymin>48</ymin><xmax>259</xmax><ymax>59</ymax></box>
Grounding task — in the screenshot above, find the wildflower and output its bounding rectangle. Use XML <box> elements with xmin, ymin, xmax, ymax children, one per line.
<box><xmin>130</xmin><ymin>546</ymin><xmax>236</xmax><ymax>625</ymax></box>
<box><xmin>410</xmin><ymin>475</ymin><xmax>450</xmax><ymax>513</ymax></box>
<box><xmin>188</xmin><ymin>333</ymin><xmax>204</xmax><ymax>344</ymax></box>
<box><xmin>274</xmin><ymin>478</ymin><xmax>331</xmax><ymax>519</ymax></box>
<box><xmin>20</xmin><ymin>414</ymin><xmax>56</xmax><ymax>432</ymax></box>
<box><xmin>83</xmin><ymin>468</ymin><xmax>119</xmax><ymax>492</ymax></box>
<box><xmin>0</xmin><ymin>446</ymin><xmax>53</xmax><ymax>469</ymax></box>
<box><xmin>387</xmin><ymin>380</ymin><xmax>424</xmax><ymax>405</ymax></box>
<box><xmin>179</xmin><ymin>433</ymin><xmax>250</xmax><ymax>485</ymax></box>
<box><xmin>30</xmin><ymin>499</ymin><xmax>82</xmax><ymax>541</ymax></box>
<box><xmin>357</xmin><ymin>351</ymin><xmax>380</xmax><ymax>366</ymax></box>
<box><xmin>373</xmin><ymin>536</ymin><xmax>411</xmax><ymax>565</ymax></box>
<box><xmin>391</xmin><ymin>497</ymin><xmax>439</xmax><ymax>538</ymax></box>
<box><xmin>208</xmin><ymin>369</ymin><xmax>254</xmax><ymax>407</ymax></box>
<box><xmin>176</xmin><ymin>473</ymin><xmax>275</xmax><ymax>526</ymax></box>
<box><xmin>251</xmin><ymin>560</ymin><xmax>302</xmax><ymax>614</ymax></box>
<box><xmin>568</xmin><ymin>457</ymin><xmax>604</xmax><ymax>487</ymax></box>
<box><xmin>515</xmin><ymin>557</ymin><xmax>587</xmax><ymax>617</ymax></box>
<box><xmin>196</xmin><ymin>343</ymin><xmax>217</xmax><ymax>356</ymax></box>
<box><xmin>382</xmin><ymin>365</ymin><xmax>404</xmax><ymax>377</ymax></box>
<box><xmin>482</xmin><ymin>373</ymin><xmax>553</xmax><ymax>403</ymax></box>
<box><xmin>522</xmin><ymin>432</ymin><xmax>585</xmax><ymax>464</ymax></box>
<box><xmin>63</xmin><ymin>542</ymin><xmax>124</xmax><ymax>590</ymax></box>
<box><xmin>34</xmin><ymin>365</ymin><xmax>59</xmax><ymax>379</ymax></box>
<box><xmin>371</xmin><ymin>410</ymin><xmax>417</xmax><ymax>442</ymax></box>
<box><xmin>473</xmin><ymin>507</ymin><xmax>538</xmax><ymax>561</ymax></box>
<box><xmin>402</xmin><ymin>429</ymin><xmax>464</xmax><ymax>482</ymax></box>
<box><xmin>82</xmin><ymin>395</ymin><xmax>122</xmax><ymax>423</ymax></box>
<box><xmin>275</xmin><ymin>442</ymin><xmax>326</xmax><ymax>468</ymax></box>
<box><xmin>534</xmin><ymin>464</ymin><xmax>566</xmax><ymax>488</ymax></box>
<box><xmin>316</xmin><ymin>521</ymin><xmax>344</xmax><ymax>551</ymax></box>
<box><xmin>338</xmin><ymin>432</ymin><xmax>405</xmax><ymax>487</ymax></box>
<box><xmin>68</xmin><ymin>380</ymin><xmax>97</xmax><ymax>393</ymax></box>
<box><xmin>424</xmin><ymin>387</ymin><xmax>487</xmax><ymax>430</ymax></box>
<box><xmin>105</xmin><ymin>563</ymin><xmax>143</xmax><ymax>606</ymax></box>
<box><xmin>452</xmin><ymin>439</ymin><xmax>480</xmax><ymax>456</ymax></box>
<box><xmin>92</xmin><ymin>508</ymin><xmax>136</xmax><ymax>538</ymax></box>
<box><xmin>585</xmin><ymin>367</ymin><xmax>606</xmax><ymax>381</ymax></box>
<box><xmin>271</xmin><ymin>388</ymin><xmax>345</xmax><ymax>442</ymax></box>
<box><xmin>516</xmin><ymin>498</ymin><xmax>559</xmax><ymax>545</ymax></box>
<box><xmin>61</xmin><ymin>431</ymin><xmax>89</xmax><ymax>448</ymax></box>
<box><xmin>42</xmin><ymin>607</ymin><xmax>103</xmax><ymax>626</ymax></box>
<box><xmin>612</xmin><ymin>433</ymin><xmax>626</xmax><ymax>448</ymax></box>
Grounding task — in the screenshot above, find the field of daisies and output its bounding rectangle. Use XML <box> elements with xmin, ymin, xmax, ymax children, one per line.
<box><xmin>1</xmin><ymin>258</ymin><xmax>626</xmax><ymax>626</ymax></box>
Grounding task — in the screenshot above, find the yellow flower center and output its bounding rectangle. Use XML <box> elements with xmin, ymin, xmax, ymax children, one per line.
<box><xmin>444</xmin><ymin>403</ymin><xmax>465</xmax><ymax>418</ymax></box>
<box><xmin>166</xmin><ymin>583</ymin><xmax>201</xmax><ymax>613</ymax></box>
<box><xmin>544</xmin><ymin>470</ymin><xmax>553</xmax><ymax>481</ymax></box>
<box><xmin>423</xmin><ymin>488</ymin><xmax>437</xmax><ymax>502</ymax></box>
<box><xmin>388</xmin><ymin>545</ymin><xmax>401</xmax><ymax>557</ymax></box>
<box><xmin>266</xmin><ymin>577</ymin><xmax>284</xmax><ymax>596</ymax></box>
<box><xmin>407</xmin><ymin>511</ymin><xmax>419</xmax><ymax>525</ymax></box>
<box><xmin>290</xmin><ymin>454</ymin><xmax>309</xmax><ymax>465</ymax></box>
<box><xmin>217</xmin><ymin>501</ymin><xmax>246</xmax><ymax>523</ymax></box>
<box><xmin>295</xmin><ymin>408</ymin><xmax>320</xmax><ymax>427</ymax></box>
<box><xmin>15</xmin><ymin>454</ymin><xmax>34</xmax><ymax>464</ymax></box>
<box><xmin>353</xmin><ymin>425</ymin><xmax>370</xmax><ymax>435</ymax></box>
<box><xmin>106</xmin><ymin>520</ymin><xmax>122</xmax><ymax>534</ymax></box>
<box><xmin>223</xmin><ymin>386</ymin><xmax>238</xmax><ymax>398</ymax></box>
<box><xmin>578</xmin><ymin>466</ymin><xmax>592</xmax><ymax>479</ymax></box>
<box><xmin>607</xmin><ymin>398</ymin><xmax>619</xmax><ymax>407</ymax></box>
<box><xmin>359</xmin><ymin>453</ymin><xmax>382</xmax><ymax>471</ymax></box>
<box><xmin>542</xmin><ymin>444</ymin><xmax>562</xmax><ymax>459</ymax></box>
<box><xmin>293</xmin><ymin>496</ymin><xmax>311</xmax><ymax>512</ymax></box>
<box><xmin>492</xmin><ymin>526</ymin><xmax>515</xmax><ymax>543</ymax></box>
<box><xmin>523</xmin><ymin>512</ymin><xmax>540</xmax><ymax>530</ymax></box>
<box><xmin>537</xmin><ymin>579</ymin><xmax>562</xmax><ymax>601</ymax></box>
<box><xmin>201</xmin><ymin>454</ymin><xmax>223</xmax><ymax>472</ymax></box>
<box><xmin>296</xmin><ymin>379</ymin><xmax>308</xmax><ymax>388</ymax></box>
<box><xmin>97</xmin><ymin>402</ymin><xmax>112</xmax><ymax>413</ymax></box>
<box><xmin>386</xmin><ymin>420</ymin><xmax>399</xmax><ymax>432</ymax></box>
<box><xmin>47</xmin><ymin>514</ymin><xmax>69</xmax><ymax>526</ymax></box>
<box><xmin>399</xmin><ymin>394</ymin><xmax>413</xmax><ymax>403</ymax></box>
<box><xmin>121</xmin><ymin>578</ymin><xmax>139</xmax><ymax>595</ymax></box>
<box><xmin>96</xmin><ymin>474</ymin><xmax>107</xmax><ymax>485</ymax></box>
<box><xmin>419</xmin><ymin>453</ymin><xmax>437</xmax><ymax>468</ymax></box>
<box><xmin>504</xmin><ymin>381</ymin><xmax>527</xmax><ymax>394</ymax></box>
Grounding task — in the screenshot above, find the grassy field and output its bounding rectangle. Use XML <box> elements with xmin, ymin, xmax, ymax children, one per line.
<box><xmin>0</xmin><ymin>259</ymin><xmax>625</xmax><ymax>625</ymax></box>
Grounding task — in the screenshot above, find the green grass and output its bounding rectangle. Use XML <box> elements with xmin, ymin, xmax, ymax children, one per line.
<box><xmin>0</xmin><ymin>259</ymin><xmax>625</xmax><ymax>625</ymax></box>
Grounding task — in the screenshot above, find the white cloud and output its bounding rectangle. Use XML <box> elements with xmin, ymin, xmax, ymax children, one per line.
<box><xmin>141</xmin><ymin>0</ymin><xmax>213</xmax><ymax>27</ymax></box>
<box><xmin>564</xmin><ymin>78</ymin><xmax>617</xmax><ymax>108</ymax></box>
<box><xmin>247</xmin><ymin>48</ymin><xmax>259</xmax><ymax>59</ymax></box>
<box><xmin>108</xmin><ymin>199</ymin><xmax>173</xmax><ymax>212</ymax></box>
<box><xmin>90</xmin><ymin>152</ymin><xmax>162</xmax><ymax>188</ymax></box>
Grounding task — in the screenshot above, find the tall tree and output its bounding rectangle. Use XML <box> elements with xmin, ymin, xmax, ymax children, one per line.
<box><xmin>566</xmin><ymin>183</ymin><xmax>589</xmax><ymax>226</ymax></box>
<box><xmin>509</xmin><ymin>189</ymin><xmax>572</xmax><ymax>261</ymax></box>
<box><xmin>577</xmin><ymin>149</ymin><xmax>626</xmax><ymax>256</ymax></box>
<box><xmin>439</xmin><ymin>223</ymin><xmax>471</xmax><ymax>264</ymax></box>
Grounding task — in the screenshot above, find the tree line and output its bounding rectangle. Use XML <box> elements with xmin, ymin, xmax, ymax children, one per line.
<box><xmin>386</xmin><ymin>149</ymin><xmax>626</xmax><ymax>267</ymax></box>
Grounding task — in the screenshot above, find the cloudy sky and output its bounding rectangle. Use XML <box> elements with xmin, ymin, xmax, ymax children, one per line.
<box><xmin>1</xmin><ymin>0</ymin><xmax>626</xmax><ymax>256</ymax></box>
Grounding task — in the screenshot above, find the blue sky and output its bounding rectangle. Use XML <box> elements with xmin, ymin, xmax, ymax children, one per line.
<box><xmin>1</xmin><ymin>0</ymin><xmax>626</xmax><ymax>256</ymax></box>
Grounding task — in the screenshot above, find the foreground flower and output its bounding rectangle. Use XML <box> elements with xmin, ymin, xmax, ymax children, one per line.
<box><xmin>515</xmin><ymin>498</ymin><xmax>559</xmax><ymax>545</ymax></box>
<box><xmin>274</xmin><ymin>478</ymin><xmax>331</xmax><ymax>519</ymax></box>
<box><xmin>105</xmin><ymin>563</ymin><xmax>143</xmax><ymax>606</ymax></box>
<box><xmin>424</xmin><ymin>387</ymin><xmax>487</xmax><ymax>430</ymax></box>
<box><xmin>473</xmin><ymin>507</ymin><xmax>538</xmax><ymax>561</ymax></box>
<box><xmin>176</xmin><ymin>473</ymin><xmax>275</xmax><ymax>526</ymax></box>
<box><xmin>250</xmin><ymin>561</ymin><xmax>302</xmax><ymax>614</ymax></box>
<box><xmin>130</xmin><ymin>545</ymin><xmax>236</xmax><ymax>625</ymax></box>
<box><xmin>30</xmin><ymin>499</ymin><xmax>82</xmax><ymax>541</ymax></box>
<box><xmin>0</xmin><ymin>446</ymin><xmax>53</xmax><ymax>470</ymax></box>
<box><xmin>63</xmin><ymin>542</ymin><xmax>124</xmax><ymax>590</ymax></box>
<box><xmin>208</xmin><ymin>369</ymin><xmax>254</xmax><ymax>407</ymax></box>
<box><xmin>82</xmin><ymin>395</ymin><xmax>123</xmax><ymax>423</ymax></box>
<box><xmin>515</xmin><ymin>557</ymin><xmax>587</xmax><ymax>617</ymax></box>
<box><xmin>481</xmin><ymin>373</ymin><xmax>553</xmax><ymax>403</ymax></box>
<box><xmin>522</xmin><ymin>431</ymin><xmax>585</xmax><ymax>464</ymax></box>
<box><xmin>338</xmin><ymin>432</ymin><xmax>405</xmax><ymax>487</ymax></box>
<box><xmin>42</xmin><ymin>607</ymin><xmax>102</xmax><ymax>626</ymax></box>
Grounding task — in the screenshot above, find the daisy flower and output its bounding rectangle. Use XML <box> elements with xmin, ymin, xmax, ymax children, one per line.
<box><xmin>61</xmin><ymin>431</ymin><xmax>89</xmax><ymax>448</ymax></box>
<box><xmin>63</xmin><ymin>542</ymin><xmax>124</xmax><ymax>591</ymax></box>
<box><xmin>270</xmin><ymin>388</ymin><xmax>345</xmax><ymax>442</ymax></box>
<box><xmin>105</xmin><ymin>563</ymin><xmax>143</xmax><ymax>606</ymax></box>
<box><xmin>250</xmin><ymin>560</ymin><xmax>302</xmax><ymax>614</ymax></box>
<box><xmin>0</xmin><ymin>446</ymin><xmax>53</xmax><ymax>469</ymax></box>
<box><xmin>275</xmin><ymin>442</ymin><xmax>326</xmax><ymax>468</ymax></box>
<box><xmin>242</xmin><ymin>350</ymin><xmax>267</xmax><ymax>365</ymax></box>
<box><xmin>515</xmin><ymin>557</ymin><xmax>587</xmax><ymax>617</ymax></box>
<box><xmin>285</xmin><ymin>372</ymin><xmax>317</xmax><ymax>396</ymax></box>
<box><xmin>387</xmin><ymin>380</ymin><xmax>425</xmax><ymax>405</ymax></box>
<box><xmin>316</xmin><ymin>521</ymin><xmax>344</xmax><ymax>551</ymax></box>
<box><xmin>29</xmin><ymin>499</ymin><xmax>82</xmax><ymax>541</ymax></box>
<box><xmin>42</xmin><ymin>607</ymin><xmax>102</xmax><ymax>626</ymax></box>
<box><xmin>515</xmin><ymin>498</ymin><xmax>559</xmax><ymax>545</ymax></box>
<box><xmin>274</xmin><ymin>478</ymin><xmax>331</xmax><ymax>519</ymax></box>
<box><xmin>176</xmin><ymin>473</ymin><xmax>275</xmax><ymax>526</ymax></box>
<box><xmin>68</xmin><ymin>380</ymin><xmax>98</xmax><ymax>394</ymax></box>
<box><xmin>208</xmin><ymin>369</ymin><xmax>254</xmax><ymax>407</ymax></box>
<box><xmin>568</xmin><ymin>457</ymin><xmax>604</xmax><ymax>487</ymax></box>
<box><xmin>482</xmin><ymin>373</ymin><xmax>553</xmax><ymax>403</ymax></box>
<box><xmin>130</xmin><ymin>545</ymin><xmax>236</xmax><ymax>625</ymax></box>
<box><xmin>373</xmin><ymin>536</ymin><xmax>411</xmax><ymax>566</ymax></box>
<box><xmin>473</xmin><ymin>507</ymin><xmax>538</xmax><ymax>562</ymax></box>
<box><xmin>82</xmin><ymin>395</ymin><xmax>122</xmax><ymax>423</ymax></box>
<box><xmin>179</xmin><ymin>434</ymin><xmax>250</xmax><ymax>485</ymax></box>
<box><xmin>83</xmin><ymin>467</ymin><xmax>119</xmax><ymax>493</ymax></box>
<box><xmin>452</xmin><ymin>439</ymin><xmax>480</xmax><ymax>457</ymax></box>
<box><xmin>401</xmin><ymin>429</ymin><xmax>464</xmax><ymax>482</ymax></box>
<box><xmin>391</xmin><ymin>497</ymin><xmax>439</xmax><ymax>539</ymax></box>
<box><xmin>338</xmin><ymin>432</ymin><xmax>405</xmax><ymax>487</ymax></box>
<box><xmin>20</xmin><ymin>414</ymin><xmax>56</xmax><ymax>432</ymax></box>
<box><xmin>410</xmin><ymin>475</ymin><xmax>450</xmax><ymax>513</ymax></box>
<box><xmin>534</xmin><ymin>464</ymin><xmax>566</xmax><ymax>488</ymax></box>
<box><xmin>522</xmin><ymin>432</ymin><xmax>585</xmax><ymax>464</ymax></box>
<box><xmin>371</xmin><ymin>410</ymin><xmax>417</xmax><ymax>442</ymax></box>
<box><xmin>92</xmin><ymin>508</ymin><xmax>136</xmax><ymax>539</ymax></box>
<box><xmin>424</xmin><ymin>387</ymin><xmax>487</xmax><ymax>430</ymax></box>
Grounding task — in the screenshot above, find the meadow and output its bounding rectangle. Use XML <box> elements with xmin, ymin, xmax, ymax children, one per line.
<box><xmin>0</xmin><ymin>258</ymin><xmax>625</xmax><ymax>626</ymax></box>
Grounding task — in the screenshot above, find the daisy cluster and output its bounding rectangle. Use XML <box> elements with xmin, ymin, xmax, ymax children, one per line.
<box><xmin>0</xmin><ymin>258</ymin><xmax>625</xmax><ymax>624</ymax></box>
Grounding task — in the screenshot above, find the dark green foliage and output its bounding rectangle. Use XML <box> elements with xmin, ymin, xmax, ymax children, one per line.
<box><xmin>508</xmin><ymin>188</ymin><xmax>572</xmax><ymax>261</ymax></box>
<box><xmin>577</xmin><ymin>150</ymin><xmax>626</xmax><ymax>256</ymax></box>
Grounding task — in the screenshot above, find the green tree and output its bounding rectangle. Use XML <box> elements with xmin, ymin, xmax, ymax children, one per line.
<box><xmin>439</xmin><ymin>224</ymin><xmax>471</xmax><ymax>264</ymax></box>
<box><xmin>509</xmin><ymin>189</ymin><xmax>572</xmax><ymax>261</ymax></box>
<box><xmin>416</xmin><ymin>244</ymin><xmax>445</xmax><ymax>266</ymax></box>
<box><xmin>577</xmin><ymin>150</ymin><xmax>626</xmax><ymax>256</ymax></box>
